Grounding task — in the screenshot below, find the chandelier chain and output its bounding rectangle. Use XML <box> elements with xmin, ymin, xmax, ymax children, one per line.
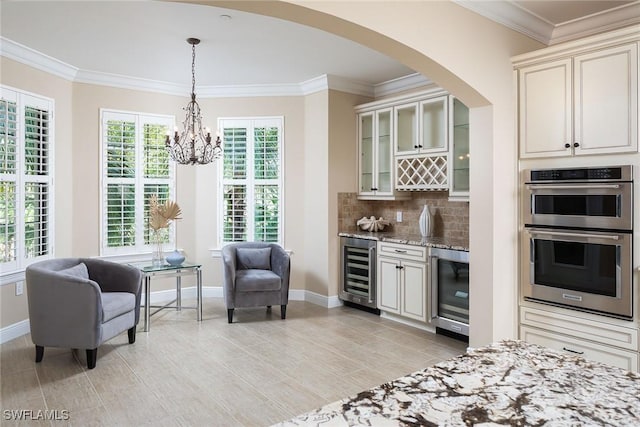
<box><xmin>191</xmin><ymin>42</ymin><xmax>196</xmax><ymax>96</ymax></box>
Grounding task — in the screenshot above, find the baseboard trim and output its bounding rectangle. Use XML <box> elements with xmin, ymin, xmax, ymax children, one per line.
<box><xmin>1</xmin><ymin>288</ymin><xmax>343</xmax><ymax>343</ymax></box>
<box><xmin>0</xmin><ymin>319</ymin><xmax>30</xmax><ymax>344</ymax></box>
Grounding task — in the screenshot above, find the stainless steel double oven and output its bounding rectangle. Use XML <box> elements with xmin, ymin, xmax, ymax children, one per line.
<box><xmin>522</xmin><ymin>166</ymin><xmax>633</xmax><ymax>319</ymax></box>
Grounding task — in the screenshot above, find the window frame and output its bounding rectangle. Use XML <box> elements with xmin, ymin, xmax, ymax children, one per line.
<box><xmin>0</xmin><ymin>85</ymin><xmax>55</xmax><ymax>281</ymax></box>
<box><xmin>217</xmin><ymin>116</ymin><xmax>284</xmax><ymax>247</ymax></box>
<box><xmin>99</xmin><ymin>108</ymin><xmax>175</xmax><ymax>257</ymax></box>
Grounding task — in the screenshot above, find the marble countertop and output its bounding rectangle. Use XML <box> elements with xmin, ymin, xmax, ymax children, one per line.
<box><xmin>274</xmin><ymin>340</ymin><xmax>640</xmax><ymax>426</ymax></box>
<box><xmin>339</xmin><ymin>229</ymin><xmax>469</xmax><ymax>251</ymax></box>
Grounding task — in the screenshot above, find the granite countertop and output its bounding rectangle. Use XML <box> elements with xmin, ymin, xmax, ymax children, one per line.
<box><xmin>339</xmin><ymin>228</ymin><xmax>469</xmax><ymax>251</ymax></box>
<box><xmin>274</xmin><ymin>340</ymin><xmax>640</xmax><ymax>426</ymax></box>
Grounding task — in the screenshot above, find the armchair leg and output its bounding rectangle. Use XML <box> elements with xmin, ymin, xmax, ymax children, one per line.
<box><xmin>86</xmin><ymin>349</ymin><xmax>97</xmax><ymax>370</ymax></box>
<box><xmin>281</xmin><ymin>305</ymin><xmax>287</xmax><ymax>320</ymax></box>
<box><xmin>128</xmin><ymin>326</ymin><xmax>136</xmax><ymax>344</ymax></box>
<box><xmin>35</xmin><ymin>345</ymin><xmax>44</xmax><ymax>363</ymax></box>
<box><xmin>227</xmin><ymin>309</ymin><xmax>234</xmax><ymax>324</ymax></box>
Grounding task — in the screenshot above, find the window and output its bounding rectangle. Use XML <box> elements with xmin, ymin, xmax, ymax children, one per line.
<box><xmin>100</xmin><ymin>110</ymin><xmax>174</xmax><ymax>256</ymax></box>
<box><xmin>218</xmin><ymin>117</ymin><xmax>283</xmax><ymax>245</ymax></box>
<box><xmin>0</xmin><ymin>86</ymin><xmax>54</xmax><ymax>275</ymax></box>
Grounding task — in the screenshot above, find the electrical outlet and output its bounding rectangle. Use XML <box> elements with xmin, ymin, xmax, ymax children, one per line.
<box><xmin>396</xmin><ymin>211</ymin><xmax>403</xmax><ymax>222</ymax></box>
<box><xmin>15</xmin><ymin>281</ymin><xmax>24</xmax><ymax>296</ymax></box>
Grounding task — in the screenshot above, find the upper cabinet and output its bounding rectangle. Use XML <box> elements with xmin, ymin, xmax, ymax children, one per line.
<box><xmin>395</xmin><ymin>96</ymin><xmax>448</xmax><ymax>156</ymax></box>
<box><xmin>449</xmin><ymin>97</ymin><xmax>469</xmax><ymax>200</ymax></box>
<box><xmin>355</xmin><ymin>89</ymin><xmax>469</xmax><ymax>199</ymax></box>
<box><xmin>358</xmin><ymin>108</ymin><xmax>409</xmax><ymax>200</ymax></box>
<box><xmin>515</xmin><ymin>29</ymin><xmax>638</xmax><ymax>159</ymax></box>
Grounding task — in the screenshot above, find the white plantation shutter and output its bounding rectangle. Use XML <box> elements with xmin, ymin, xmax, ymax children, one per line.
<box><xmin>101</xmin><ymin>110</ymin><xmax>174</xmax><ymax>255</ymax></box>
<box><xmin>218</xmin><ymin>117</ymin><xmax>283</xmax><ymax>245</ymax></box>
<box><xmin>0</xmin><ymin>86</ymin><xmax>54</xmax><ymax>275</ymax></box>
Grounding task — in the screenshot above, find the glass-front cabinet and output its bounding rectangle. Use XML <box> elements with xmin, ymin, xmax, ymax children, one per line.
<box><xmin>358</xmin><ymin>108</ymin><xmax>402</xmax><ymax>199</ymax></box>
<box><xmin>395</xmin><ymin>96</ymin><xmax>448</xmax><ymax>155</ymax></box>
<box><xmin>448</xmin><ymin>97</ymin><xmax>469</xmax><ymax>200</ymax></box>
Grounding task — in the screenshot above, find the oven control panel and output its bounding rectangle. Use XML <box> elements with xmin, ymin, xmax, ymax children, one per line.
<box><xmin>529</xmin><ymin>166</ymin><xmax>630</xmax><ymax>182</ymax></box>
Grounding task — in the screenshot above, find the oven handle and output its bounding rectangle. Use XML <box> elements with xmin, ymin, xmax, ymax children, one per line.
<box><xmin>527</xmin><ymin>229</ymin><xmax>620</xmax><ymax>241</ymax></box>
<box><xmin>430</xmin><ymin>255</ymin><xmax>439</xmax><ymax>320</ymax></box>
<box><xmin>525</xmin><ymin>184</ymin><xmax>621</xmax><ymax>190</ymax></box>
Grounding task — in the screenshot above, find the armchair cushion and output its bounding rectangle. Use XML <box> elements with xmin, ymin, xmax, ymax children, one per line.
<box><xmin>101</xmin><ymin>292</ymin><xmax>136</xmax><ymax>322</ymax></box>
<box><xmin>236</xmin><ymin>247</ymin><xmax>271</xmax><ymax>270</ymax></box>
<box><xmin>58</xmin><ymin>263</ymin><xmax>89</xmax><ymax>280</ymax></box>
<box><xmin>236</xmin><ymin>269</ymin><xmax>282</xmax><ymax>292</ymax></box>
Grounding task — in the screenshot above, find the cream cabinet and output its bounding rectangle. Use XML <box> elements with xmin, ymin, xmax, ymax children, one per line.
<box><xmin>377</xmin><ymin>242</ymin><xmax>428</xmax><ymax>322</ymax></box>
<box><xmin>357</xmin><ymin>108</ymin><xmax>408</xmax><ymax>200</ymax></box>
<box><xmin>517</xmin><ymin>41</ymin><xmax>638</xmax><ymax>158</ymax></box>
<box><xmin>395</xmin><ymin>96</ymin><xmax>448</xmax><ymax>156</ymax></box>
<box><xmin>448</xmin><ymin>97</ymin><xmax>469</xmax><ymax>200</ymax></box>
<box><xmin>520</xmin><ymin>305</ymin><xmax>639</xmax><ymax>372</ymax></box>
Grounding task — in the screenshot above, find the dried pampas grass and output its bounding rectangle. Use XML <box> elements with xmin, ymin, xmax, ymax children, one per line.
<box><xmin>149</xmin><ymin>194</ymin><xmax>182</xmax><ymax>231</ymax></box>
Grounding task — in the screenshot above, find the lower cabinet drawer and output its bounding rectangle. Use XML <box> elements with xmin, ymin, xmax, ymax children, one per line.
<box><xmin>520</xmin><ymin>325</ymin><xmax>639</xmax><ymax>372</ymax></box>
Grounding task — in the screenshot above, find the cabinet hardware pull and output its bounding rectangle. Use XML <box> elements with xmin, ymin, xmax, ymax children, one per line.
<box><xmin>413</xmin><ymin>145</ymin><xmax>418</xmax><ymax>148</ymax></box>
<box><xmin>573</xmin><ymin>142</ymin><xmax>580</xmax><ymax>148</ymax></box>
<box><xmin>562</xmin><ymin>347</ymin><xmax>584</xmax><ymax>355</ymax></box>
<box><xmin>394</xmin><ymin>249</ymin><xmax>407</xmax><ymax>253</ymax></box>
<box><xmin>564</xmin><ymin>143</ymin><xmax>571</xmax><ymax>148</ymax></box>
<box><xmin>418</xmin><ymin>145</ymin><xmax>423</xmax><ymax>148</ymax></box>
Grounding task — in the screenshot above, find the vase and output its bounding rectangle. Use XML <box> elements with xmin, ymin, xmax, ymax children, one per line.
<box><xmin>166</xmin><ymin>250</ymin><xmax>185</xmax><ymax>266</ymax></box>
<box><xmin>419</xmin><ymin>204</ymin><xmax>434</xmax><ymax>237</ymax></box>
<box><xmin>151</xmin><ymin>230</ymin><xmax>165</xmax><ymax>267</ymax></box>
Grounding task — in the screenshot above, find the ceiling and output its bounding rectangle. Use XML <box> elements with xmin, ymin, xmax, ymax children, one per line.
<box><xmin>1</xmin><ymin>1</ymin><xmax>638</xmax><ymax>97</ymax></box>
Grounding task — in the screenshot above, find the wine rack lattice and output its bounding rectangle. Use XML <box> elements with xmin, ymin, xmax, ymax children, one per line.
<box><xmin>396</xmin><ymin>155</ymin><xmax>448</xmax><ymax>190</ymax></box>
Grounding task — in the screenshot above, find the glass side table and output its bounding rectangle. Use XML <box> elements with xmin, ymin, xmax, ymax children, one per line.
<box><xmin>129</xmin><ymin>261</ymin><xmax>202</xmax><ymax>332</ymax></box>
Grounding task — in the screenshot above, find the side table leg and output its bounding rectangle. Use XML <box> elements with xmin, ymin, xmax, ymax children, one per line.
<box><xmin>176</xmin><ymin>273</ymin><xmax>182</xmax><ymax>311</ymax></box>
<box><xmin>144</xmin><ymin>275</ymin><xmax>151</xmax><ymax>332</ymax></box>
<box><xmin>197</xmin><ymin>267</ymin><xmax>202</xmax><ymax>321</ymax></box>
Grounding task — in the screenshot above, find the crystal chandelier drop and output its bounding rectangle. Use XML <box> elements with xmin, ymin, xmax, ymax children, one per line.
<box><xmin>165</xmin><ymin>38</ymin><xmax>222</xmax><ymax>165</ymax></box>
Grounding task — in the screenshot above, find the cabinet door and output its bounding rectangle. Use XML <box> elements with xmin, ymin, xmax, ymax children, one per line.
<box><xmin>401</xmin><ymin>260</ymin><xmax>428</xmax><ymax>322</ymax></box>
<box><xmin>375</xmin><ymin>109</ymin><xmax>393</xmax><ymax>194</ymax></box>
<box><xmin>519</xmin><ymin>58</ymin><xmax>572</xmax><ymax>158</ymax></box>
<box><xmin>420</xmin><ymin>96</ymin><xmax>448</xmax><ymax>152</ymax></box>
<box><xmin>377</xmin><ymin>257</ymin><xmax>401</xmax><ymax>313</ymax></box>
<box><xmin>449</xmin><ymin>97</ymin><xmax>469</xmax><ymax>199</ymax></box>
<box><xmin>358</xmin><ymin>112</ymin><xmax>375</xmax><ymax>195</ymax></box>
<box><xmin>574</xmin><ymin>43</ymin><xmax>638</xmax><ymax>155</ymax></box>
<box><xmin>394</xmin><ymin>103</ymin><xmax>418</xmax><ymax>155</ymax></box>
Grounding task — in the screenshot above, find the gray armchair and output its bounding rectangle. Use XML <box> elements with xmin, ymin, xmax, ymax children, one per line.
<box><xmin>26</xmin><ymin>258</ymin><xmax>142</xmax><ymax>369</ymax></box>
<box><xmin>221</xmin><ymin>242</ymin><xmax>290</xmax><ymax>323</ymax></box>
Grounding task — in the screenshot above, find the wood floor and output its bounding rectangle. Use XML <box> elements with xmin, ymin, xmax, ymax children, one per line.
<box><xmin>0</xmin><ymin>299</ymin><xmax>467</xmax><ymax>426</ymax></box>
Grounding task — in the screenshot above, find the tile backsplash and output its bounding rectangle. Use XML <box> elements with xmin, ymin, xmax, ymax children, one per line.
<box><xmin>338</xmin><ymin>192</ymin><xmax>469</xmax><ymax>244</ymax></box>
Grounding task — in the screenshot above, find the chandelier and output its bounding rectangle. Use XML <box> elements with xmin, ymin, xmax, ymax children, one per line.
<box><xmin>165</xmin><ymin>38</ymin><xmax>222</xmax><ymax>165</ymax></box>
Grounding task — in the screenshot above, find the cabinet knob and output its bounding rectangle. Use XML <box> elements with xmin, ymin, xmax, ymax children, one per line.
<box><xmin>413</xmin><ymin>145</ymin><xmax>418</xmax><ymax>148</ymax></box>
<box><xmin>573</xmin><ymin>142</ymin><xmax>580</xmax><ymax>148</ymax></box>
<box><xmin>418</xmin><ymin>145</ymin><xmax>423</xmax><ymax>148</ymax></box>
<box><xmin>564</xmin><ymin>143</ymin><xmax>571</xmax><ymax>148</ymax></box>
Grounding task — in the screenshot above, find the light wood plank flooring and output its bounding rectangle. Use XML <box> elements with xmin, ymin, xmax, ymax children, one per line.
<box><xmin>1</xmin><ymin>299</ymin><xmax>467</xmax><ymax>426</ymax></box>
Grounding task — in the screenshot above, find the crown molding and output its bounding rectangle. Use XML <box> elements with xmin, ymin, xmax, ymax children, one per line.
<box><xmin>549</xmin><ymin>3</ymin><xmax>640</xmax><ymax>45</ymax></box>
<box><xmin>455</xmin><ymin>0</ymin><xmax>640</xmax><ymax>46</ymax></box>
<box><xmin>74</xmin><ymin>69</ymin><xmax>187</xmax><ymax>96</ymax></box>
<box><xmin>374</xmin><ymin>73</ymin><xmax>433</xmax><ymax>98</ymax></box>
<box><xmin>1</xmin><ymin>36</ymin><xmax>424</xmax><ymax>99</ymax></box>
<box><xmin>454</xmin><ymin>0</ymin><xmax>554</xmax><ymax>45</ymax></box>
<box><xmin>0</xmin><ymin>37</ymin><xmax>79</xmax><ymax>81</ymax></box>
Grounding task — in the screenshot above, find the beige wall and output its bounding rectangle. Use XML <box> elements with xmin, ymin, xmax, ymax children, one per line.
<box><xmin>0</xmin><ymin>57</ymin><xmax>74</xmax><ymax>328</ymax></box>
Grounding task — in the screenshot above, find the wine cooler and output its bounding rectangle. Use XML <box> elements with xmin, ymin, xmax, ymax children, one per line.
<box><xmin>339</xmin><ymin>237</ymin><xmax>378</xmax><ymax>311</ymax></box>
